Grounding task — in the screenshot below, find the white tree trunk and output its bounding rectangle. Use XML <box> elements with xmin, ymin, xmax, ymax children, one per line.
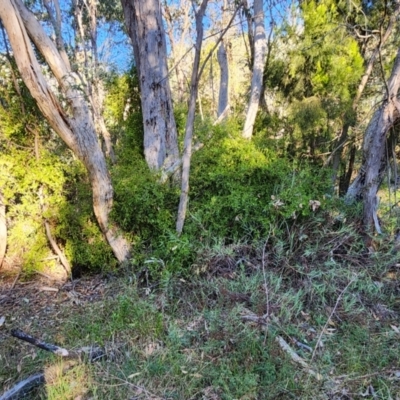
<box><xmin>0</xmin><ymin>192</ymin><xmax>6</xmax><ymax>268</ymax></box>
<box><xmin>242</xmin><ymin>0</ymin><xmax>267</xmax><ymax>139</ymax></box>
<box><xmin>217</xmin><ymin>40</ymin><xmax>229</xmax><ymax>118</ymax></box>
<box><xmin>121</xmin><ymin>0</ymin><xmax>179</xmax><ymax>171</ymax></box>
<box><xmin>0</xmin><ymin>0</ymin><xmax>130</xmax><ymax>263</ymax></box>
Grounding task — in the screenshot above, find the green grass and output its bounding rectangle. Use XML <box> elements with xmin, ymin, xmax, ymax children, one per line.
<box><xmin>1</xmin><ymin>216</ymin><xmax>399</xmax><ymax>399</ymax></box>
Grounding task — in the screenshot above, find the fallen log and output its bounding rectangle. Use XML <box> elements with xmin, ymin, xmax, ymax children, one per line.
<box><xmin>0</xmin><ymin>329</ymin><xmax>105</xmax><ymax>400</ymax></box>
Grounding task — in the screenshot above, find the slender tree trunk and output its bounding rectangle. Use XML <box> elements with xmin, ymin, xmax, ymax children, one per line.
<box><xmin>176</xmin><ymin>0</ymin><xmax>209</xmax><ymax>235</ymax></box>
<box><xmin>163</xmin><ymin>1</ymin><xmax>191</xmax><ymax>104</ymax></box>
<box><xmin>121</xmin><ymin>0</ymin><xmax>179</xmax><ymax>171</ymax></box>
<box><xmin>346</xmin><ymin>47</ymin><xmax>400</xmax><ymax>232</ymax></box>
<box><xmin>71</xmin><ymin>0</ymin><xmax>116</xmax><ymax>162</ymax></box>
<box><xmin>175</xmin><ymin>1</ymin><xmax>240</xmax><ymax>233</ymax></box>
<box><xmin>259</xmin><ymin>23</ymin><xmax>274</xmax><ymax>111</ymax></box>
<box><xmin>242</xmin><ymin>0</ymin><xmax>254</xmax><ymax>68</ymax></box>
<box><xmin>243</xmin><ymin>0</ymin><xmax>267</xmax><ymax>139</ymax></box>
<box><xmin>0</xmin><ymin>191</ymin><xmax>6</xmax><ymax>268</ymax></box>
<box><xmin>216</xmin><ymin>0</ymin><xmax>230</xmax><ymax>119</ymax></box>
<box><xmin>217</xmin><ymin>40</ymin><xmax>229</xmax><ymax>118</ymax></box>
<box><xmin>0</xmin><ymin>0</ymin><xmax>130</xmax><ymax>262</ymax></box>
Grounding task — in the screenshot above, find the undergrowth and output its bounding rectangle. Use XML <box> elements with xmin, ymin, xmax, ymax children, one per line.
<box><xmin>1</xmin><ymin>214</ymin><xmax>399</xmax><ymax>399</ymax></box>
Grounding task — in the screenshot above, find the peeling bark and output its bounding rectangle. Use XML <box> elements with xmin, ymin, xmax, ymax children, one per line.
<box><xmin>0</xmin><ymin>0</ymin><xmax>130</xmax><ymax>262</ymax></box>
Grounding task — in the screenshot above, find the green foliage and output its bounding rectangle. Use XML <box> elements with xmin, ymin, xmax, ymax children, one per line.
<box><xmin>0</xmin><ymin>144</ymin><xmax>67</xmax><ymax>274</ymax></box>
<box><xmin>187</xmin><ymin>123</ymin><xmax>332</xmax><ymax>240</ymax></box>
<box><xmin>263</xmin><ymin>0</ymin><xmax>364</xmax><ymax>161</ymax></box>
<box><xmin>56</xmin><ymin>165</ymin><xmax>117</xmax><ymax>273</ymax></box>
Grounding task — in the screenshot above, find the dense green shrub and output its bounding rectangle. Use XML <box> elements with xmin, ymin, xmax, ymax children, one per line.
<box><xmin>109</xmin><ymin>116</ymin><xmax>332</xmax><ymax>277</ymax></box>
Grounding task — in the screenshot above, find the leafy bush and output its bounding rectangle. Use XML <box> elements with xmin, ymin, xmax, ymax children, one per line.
<box><xmin>56</xmin><ymin>164</ymin><xmax>117</xmax><ymax>274</ymax></box>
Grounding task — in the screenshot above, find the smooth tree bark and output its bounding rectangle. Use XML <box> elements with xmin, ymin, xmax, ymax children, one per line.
<box><xmin>243</xmin><ymin>0</ymin><xmax>267</xmax><ymax>139</ymax></box>
<box><xmin>72</xmin><ymin>0</ymin><xmax>116</xmax><ymax>162</ymax></box>
<box><xmin>176</xmin><ymin>0</ymin><xmax>209</xmax><ymax>235</ymax></box>
<box><xmin>216</xmin><ymin>0</ymin><xmax>230</xmax><ymax>119</ymax></box>
<box><xmin>121</xmin><ymin>0</ymin><xmax>179</xmax><ymax>171</ymax></box>
<box><xmin>0</xmin><ymin>0</ymin><xmax>130</xmax><ymax>262</ymax></box>
<box><xmin>346</xmin><ymin>47</ymin><xmax>400</xmax><ymax>232</ymax></box>
<box><xmin>242</xmin><ymin>0</ymin><xmax>254</xmax><ymax>68</ymax></box>
<box><xmin>217</xmin><ymin>40</ymin><xmax>229</xmax><ymax>118</ymax></box>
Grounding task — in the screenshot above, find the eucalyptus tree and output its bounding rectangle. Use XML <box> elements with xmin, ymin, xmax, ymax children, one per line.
<box><xmin>121</xmin><ymin>0</ymin><xmax>179</xmax><ymax>172</ymax></box>
<box><xmin>0</xmin><ymin>0</ymin><xmax>130</xmax><ymax>263</ymax></box>
<box><xmin>243</xmin><ymin>0</ymin><xmax>267</xmax><ymax>139</ymax></box>
<box><xmin>329</xmin><ymin>0</ymin><xmax>400</xmax><ymax>193</ymax></box>
<box><xmin>346</xmin><ymin>48</ymin><xmax>400</xmax><ymax>233</ymax></box>
<box><xmin>217</xmin><ymin>0</ymin><xmax>230</xmax><ymax>119</ymax></box>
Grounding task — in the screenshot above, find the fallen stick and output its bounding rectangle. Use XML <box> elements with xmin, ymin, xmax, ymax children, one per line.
<box><xmin>1</xmin><ymin>330</ymin><xmax>105</xmax><ymax>400</ymax></box>
<box><xmin>276</xmin><ymin>335</ymin><xmax>322</xmax><ymax>380</ymax></box>
<box><xmin>239</xmin><ymin>309</ymin><xmax>323</xmax><ymax>380</ymax></box>
<box><xmin>0</xmin><ymin>373</ymin><xmax>45</xmax><ymax>400</ymax></box>
<box><xmin>10</xmin><ymin>329</ymin><xmax>105</xmax><ymax>361</ymax></box>
<box><xmin>11</xmin><ymin>329</ymin><xmax>69</xmax><ymax>356</ymax></box>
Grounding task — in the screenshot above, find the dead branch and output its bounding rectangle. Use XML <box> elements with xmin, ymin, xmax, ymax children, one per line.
<box><xmin>11</xmin><ymin>329</ymin><xmax>69</xmax><ymax>356</ymax></box>
<box><xmin>0</xmin><ymin>329</ymin><xmax>106</xmax><ymax>400</ymax></box>
<box><xmin>10</xmin><ymin>329</ymin><xmax>105</xmax><ymax>361</ymax></box>
<box><xmin>0</xmin><ymin>373</ymin><xmax>45</xmax><ymax>400</ymax></box>
<box><xmin>276</xmin><ymin>335</ymin><xmax>322</xmax><ymax>380</ymax></box>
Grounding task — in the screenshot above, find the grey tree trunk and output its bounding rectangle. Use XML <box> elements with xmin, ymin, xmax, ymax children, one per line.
<box><xmin>0</xmin><ymin>0</ymin><xmax>130</xmax><ymax>263</ymax></box>
<box><xmin>0</xmin><ymin>192</ymin><xmax>6</xmax><ymax>268</ymax></box>
<box><xmin>217</xmin><ymin>40</ymin><xmax>229</xmax><ymax>118</ymax></box>
<box><xmin>176</xmin><ymin>0</ymin><xmax>209</xmax><ymax>235</ymax></box>
<box><xmin>121</xmin><ymin>0</ymin><xmax>179</xmax><ymax>171</ymax></box>
<box><xmin>346</xmin><ymin>47</ymin><xmax>400</xmax><ymax>232</ymax></box>
<box><xmin>72</xmin><ymin>0</ymin><xmax>116</xmax><ymax>162</ymax></box>
<box><xmin>243</xmin><ymin>0</ymin><xmax>267</xmax><ymax>139</ymax></box>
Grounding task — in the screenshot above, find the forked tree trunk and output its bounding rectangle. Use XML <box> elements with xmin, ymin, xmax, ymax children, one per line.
<box><xmin>121</xmin><ymin>0</ymin><xmax>179</xmax><ymax>171</ymax></box>
<box><xmin>0</xmin><ymin>0</ymin><xmax>130</xmax><ymax>262</ymax></box>
<box><xmin>346</xmin><ymin>48</ymin><xmax>400</xmax><ymax>232</ymax></box>
<box><xmin>0</xmin><ymin>192</ymin><xmax>6</xmax><ymax>268</ymax></box>
<box><xmin>243</xmin><ymin>0</ymin><xmax>267</xmax><ymax>139</ymax></box>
